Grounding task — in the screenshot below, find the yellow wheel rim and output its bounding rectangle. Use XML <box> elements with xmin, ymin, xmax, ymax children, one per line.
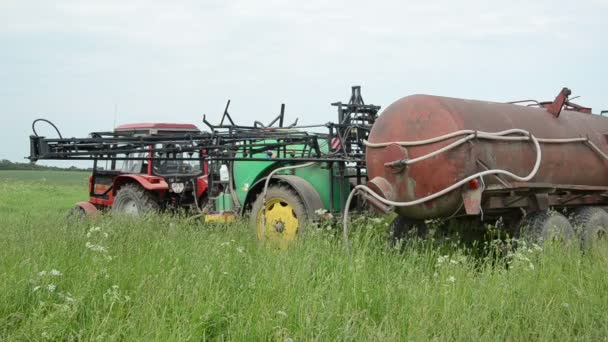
<box><xmin>256</xmin><ymin>198</ymin><xmax>300</xmax><ymax>246</ymax></box>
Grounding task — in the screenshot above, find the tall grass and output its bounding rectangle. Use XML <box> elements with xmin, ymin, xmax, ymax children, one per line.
<box><xmin>1</xmin><ymin>178</ymin><xmax>608</xmax><ymax>340</ymax></box>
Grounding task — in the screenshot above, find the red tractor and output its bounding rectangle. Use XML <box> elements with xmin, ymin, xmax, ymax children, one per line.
<box><xmin>72</xmin><ymin>123</ymin><xmax>209</xmax><ymax>217</ymax></box>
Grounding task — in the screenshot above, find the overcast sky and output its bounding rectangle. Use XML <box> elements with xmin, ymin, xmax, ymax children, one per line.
<box><xmin>1</xmin><ymin>0</ymin><xmax>607</xmax><ymax>165</ymax></box>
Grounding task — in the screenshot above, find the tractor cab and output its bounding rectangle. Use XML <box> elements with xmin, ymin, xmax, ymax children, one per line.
<box><xmin>112</xmin><ymin>123</ymin><xmax>205</xmax><ymax>177</ymax></box>
<box><xmin>84</xmin><ymin>122</ymin><xmax>209</xmax><ymax>215</ymax></box>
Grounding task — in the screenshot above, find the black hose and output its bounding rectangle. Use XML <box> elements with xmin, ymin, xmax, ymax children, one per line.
<box><xmin>32</xmin><ymin>118</ymin><xmax>63</xmax><ymax>138</ymax></box>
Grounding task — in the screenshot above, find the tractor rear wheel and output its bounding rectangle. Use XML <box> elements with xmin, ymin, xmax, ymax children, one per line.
<box><xmin>572</xmin><ymin>206</ymin><xmax>608</xmax><ymax>248</ymax></box>
<box><xmin>519</xmin><ymin>210</ymin><xmax>575</xmax><ymax>245</ymax></box>
<box><xmin>112</xmin><ymin>184</ymin><xmax>159</xmax><ymax>216</ymax></box>
<box><xmin>250</xmin><ymin>185</ymin><xmax>307</xmax><ymax>247</ymax></box>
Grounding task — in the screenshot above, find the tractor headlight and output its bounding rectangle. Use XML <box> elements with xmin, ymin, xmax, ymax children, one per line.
<box><xmin>171</xmin><ymin>182</ymin><xmax>185</xmax><ymax>193</ymax></box>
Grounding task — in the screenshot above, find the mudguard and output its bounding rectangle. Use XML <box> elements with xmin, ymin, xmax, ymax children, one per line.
<box><xmin>245</xmin><ymin>175</ymin><xmax>323</xmax><ymax>218</ymax></box>
<box><xmin>112</xmin><ymin>174</ymin><xmax>168</xmax><ymax>195</ymax></box>
<box><xmin>75</xmin><ymin>201</ymin><xmax>98</xmax><ymax>216</ymax></box>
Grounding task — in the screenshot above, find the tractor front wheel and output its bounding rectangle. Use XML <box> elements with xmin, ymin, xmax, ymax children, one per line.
<box><xmin>250</xmin><ymin>185</ymin><xmax>307</xmax><ymax>247</ymax></box>
<box><xmin>112</xmin><ymin>184</ymin><xmax>159</xmax><ymax>216</ymax></box>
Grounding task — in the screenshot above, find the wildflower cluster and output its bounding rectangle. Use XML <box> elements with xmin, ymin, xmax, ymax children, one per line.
<box><xmin>103</xmin><ymin>285</ymin><xmax>131</xmax><ymax>304</ymax></box>
<box><xmin>313</xmin><ymin>208</ymin><xmax>335</xmax><ymax>233</ymax></box>
<box><xmin>30</xmin><ymin>268</ymin><xmax>75</xmax><ymax>304</ymax></box>
<box><xmin>315</xmin><ymin>208</ymin><xmax>334</xmax><ymax>220</ymax></box>
<box><xmin>30</xmin><ymin>268</ymin><xmax>78</xmax><ymax>341</ymax></box>
<box><xmin>273</xmin><ymin>309</ymin><xmax>293</xmax><ymax>342</ymax></box>
<box><xmin>436</xmin><ymin>254</ymin><xmax>467</xmax><ymax>267</ymax></box>
<box><xmin>219</xmin><ymin>239</ymin><xmax>246</xmax><ymax>254</ymax></box>
<box><xmin>85</xmin><ymin>226</ymin><xmax>113</xmax><ymax>278</ymax></box>
<box><xmin>434</xmin><ymin>254</ymin><xmax>467</xmax><ymax>284</ymax></box>
<box><xmin>506</xmin><ymin>240</ymin><xmax>543</xmax><ymax>271</ymax></box>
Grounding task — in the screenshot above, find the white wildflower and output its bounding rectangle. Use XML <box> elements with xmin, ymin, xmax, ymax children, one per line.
<box><xmin>276</xmin><ymin>310</ymin><xmax>288</xmax><ymax>318</ymax></box>
<box><xmin>220</xmin><ymin>241</ymin><xmax>230</xmax><ymax>246</ymax></box>
<box><xmin>528</xmin><ymin>263</ymin><xmax>535</xmax><ymax>271</ymax></box>
<box><xmin>450</xmin><ymin>259</ymin><xmax>458</xmax><ymax>265</ymax></box>
<box><xmin>562</xmin><ymin>303</ymin><xmax>570</xmax><ymax>309</ymax></box>
<box><xmin>33</xmin><ymin>286</ymin><xmax>41</xmax><ymax>292</ymax></box>
<box><xmin>85</xmin><ymin>242</ymin><xmax>108</xmax><ymax>253</ymax></box>
<box><xmin>532</xmin><ymin>243</ymin><xmax>543</xmax><ymax>252</ymax></box>
<box><xmin>284</xmin><ymin>338</ymin><xmax>294</xmax><ymax>342</ymax></box>
<box><xmin>437</xmin><ymin>255</ymin><xmax>449</xmax><ymax>265</ymax></box>
<box><xmin>46</xmin><ymin>284</ymin><xmax>57</xmax><ymax>292</ymax></box>
<box><xmin>315</xmin><ymin>208</ymin><xmax>328</xmax><ymax>216</ymax></box>
<box><xmin>514</xmin><ymin>252</ymin><xmax>530</xmax><ymax>263</ymax></box>
<box><xmin>236</xmin><ymin>246</ymin><xmax>245</xmax><ymax>253</ymax></box>
<box><xmin>222</xmin><ymin>271</ymin><xmax>228</xmax><ymax>275</ymax></box>
<box><xmin>38</xmin><ymin>271</ymin><xmax>47</xmax><ymax>277</ymax></box>
<box><xmin>49</xmin><ymin>269</ymin><xmax>62</xmax><ymax>276</ymax></box>
<box><xmin>104</xmin><ymin>285</ymin><xmax>121</xmax><ymax>302</ymax></box>
<box><xmin>447</xmin><ymin>276</ymin><xmax>456</xmax><ymax>283</ymax></box>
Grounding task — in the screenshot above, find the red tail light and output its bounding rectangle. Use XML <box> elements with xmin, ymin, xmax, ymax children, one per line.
<box><xmin>468</xmin><ymin>179</ymin><xmax>479</xmax><ymax>189</ymax></box>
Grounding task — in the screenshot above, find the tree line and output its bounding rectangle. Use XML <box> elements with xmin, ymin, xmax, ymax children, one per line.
<box><xmin>0</xmin><ymin>159</ymin><xmax>88</xmax><ymax>171</ymax></box>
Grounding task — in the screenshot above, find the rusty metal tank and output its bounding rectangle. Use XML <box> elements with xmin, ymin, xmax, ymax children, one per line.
<box><xmin>365</xmin><ymin>91</ymin><xmax>608</xmax><ymax>219</ymax></box>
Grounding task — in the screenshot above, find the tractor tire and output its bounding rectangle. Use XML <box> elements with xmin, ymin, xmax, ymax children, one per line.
<box><xmin>250</xmin><ymin>185</ymin><xmax>308</xmax><ymax>246</ymax></box>
<box><xmin>112</xmin><ymin>184</ymin><xmax>159</xmax><ymax>216</ymax></box>
<box><xmin>389</xmin><ymin>215</ymin><xmax>427</xmax><ymax>243</ymax></box>
<box><xmin>572</xmin><ymin>206</ymin><xmax>608</xmax><ymax>248</ymax></box>
<box><xmin>519</xmin><ymin>210</ymin><xmax>575</xmax><ymax>245</ymax></box>
<box><xmin>66</xmin><ymin>206</ymin><xmax>86</xmax><ymax>225</ymax></box>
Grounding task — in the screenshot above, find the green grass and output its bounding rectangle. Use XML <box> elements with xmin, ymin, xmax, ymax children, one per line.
<box><xmin>1</xmin><ymin>171</ymin><xmax>608</xmax><ymax>340</ymax></box>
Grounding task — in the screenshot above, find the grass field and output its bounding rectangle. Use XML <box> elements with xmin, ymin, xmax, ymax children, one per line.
<box><xmin>0</xmin><ymin>170</ymin><xmax>90</xmax><ymax>187</ymax></box>
<box><xmin>1</xmin><ymin>171</ymin><xmax>608</xmax><ymax>340</ymax></box>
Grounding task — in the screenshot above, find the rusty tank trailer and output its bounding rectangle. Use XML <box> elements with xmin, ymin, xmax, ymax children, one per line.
<box><xmin>359</xmin><ymin>88</ymin><xmax>608</xmax><ymax>243</ymax></box>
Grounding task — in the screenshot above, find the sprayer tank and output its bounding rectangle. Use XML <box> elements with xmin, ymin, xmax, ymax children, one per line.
<box><xmin>365</xmin><ymin>94</ymin><xmax>608</xmax><ymax>219</ymax></box>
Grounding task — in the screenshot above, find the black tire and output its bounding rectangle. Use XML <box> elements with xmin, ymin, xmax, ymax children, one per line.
<box><xmin>66</xmin><ymin>206</ymin><xmax>86</xmax><ymax>225</ymax></box>
<box><xmin>111</xmin><ymin>184</ymin><xmax>159</xmax><ymax>216</ymax></box>
<box><xmin>389</xmin><ymin>215</ymin><xmax>427</xmax><ymax>243</ymax></box>
<box><xmin>249</xmin><ymin>185</ymin><xmax>308</xmax><ymax>243</ymax></box>
<box><xmin>519</xmin><ymin>210</ymin><xmax>575</xmax><ymax>245</ymax></box>
<box><xmin>572</xmin><ymin>207</ymin><xmax>608</xmax><ymax>248</ymax></box>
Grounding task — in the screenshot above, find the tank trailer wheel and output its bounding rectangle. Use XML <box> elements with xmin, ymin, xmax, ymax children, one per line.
<box><xmin>112</xmin><ymin>184</ymin><xmax>159</xmax><ymax>216</ymax></box>
<box><xmin>250</xmin><ymin>185</ymin><xmax>308</xmax><ymax>247</ymax></box>
<box><xmin>389</xmin><ymin>215</ymin><xmax>427</xmax><ymax>244</ymax></box>
<box><xmin>519</xmin><ymin>210</ymin><xmax>575</xmax><ymax>245</ymax></box>
<box><xmin>572</xmin><ymin>207</ymin><xmax>608</xmax><ymax>248</ymax></box>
